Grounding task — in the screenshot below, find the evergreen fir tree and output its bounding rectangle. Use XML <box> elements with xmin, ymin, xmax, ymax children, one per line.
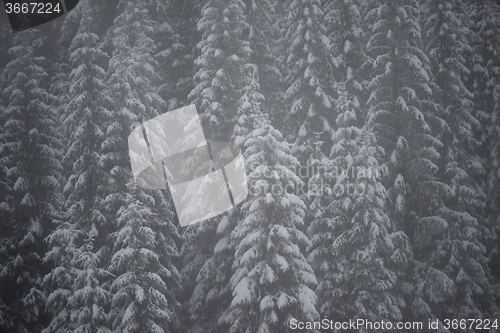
<box><xmin>182</xmin><ymin>2</ymin><xmax>251</xmax><ymax>331</ymax></box>
<box><xmin>471</xmin><ymin>0</ymin><xmax>500</xmax><ymax>287</ymax></box>
<box><xmin>308</xmin><ymin>82</ymin><xmax>410</xmax><ymax>324</ymax></box>
<box><xmin>157</xmin><ymin>0</ymin><xmax>203</xmax><ymax>111</ymax></box>
<box><xmin>491</xmin><ymin>84</ymin><xmax>500</xmax><ymax>294</ymax></box>
<box><xmin>0</xmin><ymin>29</ymin><xmax>61</xmax><ymax>333</ymax></box>
<box><xmin>243</xmin><ymin>0</ymin><xmax>284</xmax><ymax>128</ymax></box>
<box><xmin>282</xmin><ymin>0</ymin><xmax>334</xmax><ymax>160</ymax></box>
<box><xmin>233</xmin><ymin>64</ymin><xmax>265</xmax><ymax>146</ymax></box>
<box><xmin>186</xmin><ymin>74</ymin><xmax>266</xmax><ymax>333</ymax></box>
<box><xmin>324</xmin><ymin>0</ymin><xmax>366</xmax><ymax>124</ymax></box>
<box><xmin>184</xmin><ymin>208</ymin><xmax>240</xmax><ymax>333</ymax></box>
<box><xmin>43</xmin><ymin>3</ymin><xmax>114</xmax><ymax>331</ymax></box>
<box><xmin>415</xmin><ymin>0</ymin><xmax>499</xmax><ymax>322</ymax></box>
<box><xmin>107</xmin><ymin>185</ymin><xmax>181</xmax><ymax>333</ymax></box>
<box><xmin>188</xmin><ymin>0</ymin><xmax>251</xmax><ymax>141</ymax></box>
<box><xmin>105</xmin><ymin>1</ymin><xmax>182</xmax><ymax>331</ymax></box>
<box><xmin>232</xmin><ymin>0</ymin><xmax>277</xmax><ymax>146</ymax></box>
<box><xmin>219</xmin><ymin>117</ymin><xmax>320</xmax><ymax>333</ymax></box>
<box><xmin>363</xmin><ymin>0</ymin><xmax>452</xmax><ymax>325</ymax></box>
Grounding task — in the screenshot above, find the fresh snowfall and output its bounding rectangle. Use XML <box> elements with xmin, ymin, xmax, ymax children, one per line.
<box><xmin>0</xmin><ymin>0</ymin><xmax>499</xmax><ymax>332</ymax></box>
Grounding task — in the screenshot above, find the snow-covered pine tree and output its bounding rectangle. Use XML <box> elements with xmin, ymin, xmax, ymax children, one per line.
<box><xmin>47</xmin><ymin>0</ymin><xmax>109</xmax><ymax>156</ymax></box>
<box><xmin>0</xmin><ymin>29</ymin><xmax>62</xmax><ymax>333</ymax></box>
<box><xmin>363</xmin><ymin>0</ymin><xmax>454</xmax><ymax>325</ymax></box>
<box><xmin>107</xmin><ymin>0</ymin><xmax>166</xmax><ymax>123</ymax></box>
<box><xmin>188</xmin><ymin>0</ymin><xmax>251</xmax><ymax>141</ymax></box>
<box><xmin>0</xmin><ymin>26</ymin><xmax>13</xmax><ymax>322</ymax></box>
<box><xmin>324</xmin><ymin>0</ymin><xmax>365</xmax><ymax>125</ymax></box>
<box><xmin>105</xmin><ymin>1</ymin><xmax>182</xmax><ymax>332</ymax></box>
<box><xmin>157</xmin><ymin>0</ymin><xmax>203</xmax><ymax>111</ymax></box>
<box><xmin>470</xmin><ymin>0</ymin><xmax>500</xmax><ymax>287</ymax></box>
<box><xmin>43</xmin><ymin>2</ymin><xmax>114</xmax><ymax>332</ymax></box>
<box><xmin>107</xmin><ymin>184</ymin><xmax>181</xmax><ymax>333</ymax></box>
<box><xmin>308</xmin><ymin>82</ymin><xmax>410</xmax><ymax>325</ymax></box>
<box><xmin>47</xmin><ymin>7</ymin><xmax>78</xmax><ymax>133</ymax></box>
<box><xmin>231</xmin><ymin>0</ymin><xmax>276</xmax><ymax>146</ymax></box>
<box><xmin>416</xmin><ymin>0</ymin><xmax>498</xmax><ymax>323</ymax></box>
<box><xmin>186</xmin><ymin>69</ymin><xmax>267</xmax><ymax>333</ymax></box>
<box><xmin>181</xmin><ymin>2</ymin><xmax>251</xmax><ymax>331</ymax></box>
<box><xmin>282</xmin><ymin>0</ymin><xmax>334</xmax><ymax>160</ymax></box>
<box><xmin>243</xmin><ymin>0</ymin><xmax>284</xmax><ymax>128</ymax></box>
<box><xmin>183</xmin><ymin>206</ymin><xmax>240</xmax><ymax>333</ymax></box>
<box><xmin>233</xmin><ymin>63</ymin><xmax>265</xmax><ymax>147</ymax></box>
<box><xmin>219</xmin><ymin>117</ymin><xmax>320</xmax><ymax>333</ymax></box>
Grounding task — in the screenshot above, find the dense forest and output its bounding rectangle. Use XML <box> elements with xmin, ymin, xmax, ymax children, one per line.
<box><xmin>1</xmin><ymin>0</ymin><xmax>500</xmax><ymax>332</ymax></box>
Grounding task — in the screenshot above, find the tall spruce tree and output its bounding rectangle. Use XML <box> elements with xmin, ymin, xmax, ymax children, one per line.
<box><xmin>107</xmin><ymin>185</ymin><xmax>181</xmax><ymax>333</ymax></box>
<box><xmin>324</xmin><ymin>0</ymin><xmax>366</xmax><ymax>124</ymax></box>
<box><xmin>43</xmin><ymin>2</ymin><xmax>114</xmax><ymax>332</ymax></box>
<box><xmin>105</xmin><ymin>1</ymin><xmax>182</xmax><ymax>332</ymax></box>
<box><xmin>282</xmin><ymin>0</ymin><xmax>334</xmax><ymax>161</ymax></box>
<box><xmin>471</xmin><ymin>0</ymin><xmax>500</xmax><ymax>287</ymax></box>
<box><xmin>186</xmin><ymin>73</ymin><xmax>266</xmax><ymax>333</ymax></box>
<box><xmin>157</xmin><ymin>0</ymin><xmax>203</xmax><ymax>111</ymax></box>
<box><xmin>308</xmin><ymin>82</ymin><xmax>410</xmax><ymax>324</ymax></box>
<box><xmin>243</xmin><ymin>0</ymin><xmax>284</xmax><ymax>128</ymax></box>
<box><xmin>232</xmin><ymin>0</ymin><xmax>277</xmax><ymax>146</ymax></box>
<box><xmin>418</xmin><ymin>0</ymin><xmax>498</xmax><ymax>323</ymax></box>
<box><xmin>363</xmin><ymin>0</ymin><xmax>452</xmax><ymax>325</ymax></box>
<box><xmin>0</xmin><ymin>29</ymin><xmax>61</xmax><ymax>333</ymax></box>
<box><xmin>184</xmin><ymin>206</ymin><xmax>241</xmax><ymax>333</ymax></box>
<box><xmin>219</xmin><ymin>117</ymin><xmax>320</xmax><ymax>333</ymax></box>
<box><xmin>188</xmin><ymin>0</ymin><xmax>250</xmax><ymax>141</ymax></box>
<box><xmin>186</xmin><ymin>67</ymin><xmax>268</xmax><ymax>333</ymax></box>
<box><xmin>182</xmin><ymin>2</ymin><xmax>251</xmax><ymax>332</ymax></box>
